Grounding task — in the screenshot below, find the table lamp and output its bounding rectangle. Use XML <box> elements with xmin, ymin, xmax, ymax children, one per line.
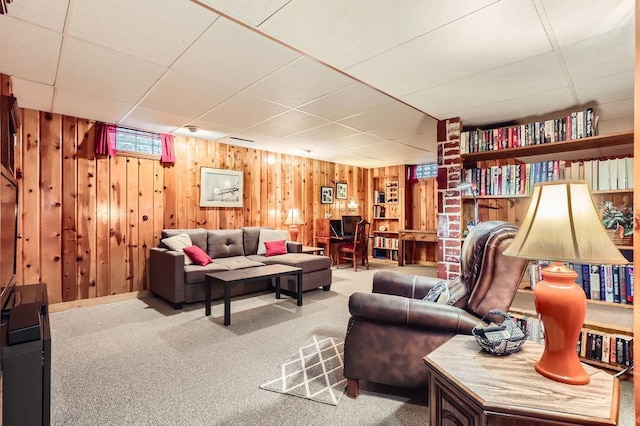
<box><xmin>457</xmin><ymin>181</ymin><xmax>479</xmax><ymax>227</ymax></box>
<box><xmin>284</xmin><ymin>208</ymin><xmax>304</xmax><ymax>242</ymax></box>
<box><xmin>504</xmin><ymin>180</ymin><xmax>627</xmax><ymax>385</ymax></box>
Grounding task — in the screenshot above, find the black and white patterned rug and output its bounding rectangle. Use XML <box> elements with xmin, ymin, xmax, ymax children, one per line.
<box><xmin>260</xmin><ymin>335</ymin><xmax>346</xmax><ymax>406</ymax></box>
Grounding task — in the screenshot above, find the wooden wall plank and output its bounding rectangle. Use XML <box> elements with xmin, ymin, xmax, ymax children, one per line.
<box><xmin>109</xmin><ymin>156</ymin><xmax>127</xmax><ymax>295</ymax></box>
<box><xmin>126</xmin><ymin>158</ymin><xmax>139</xmax><ymax>292</ymax></box>
<box><xmin>153</xmin><ymin>162</ymin><xmax>164</xmax><ymax>248</ymax></box>
<box><xmin>76</xmin><ymin>119</ymin><xmax>96</xmax><ymax>299</ymax></box>
<box><xmin>138</xmin><ymin>158</ymin><xmax>155</xmax><ymax>291</ymax></box>
<box><xmin>20</xmin><ymin>108</ymin><xmax>40</xmax><ymax>285</ymax></box>
<box><xmin>95</xmin><ymin>145</ymin><xmax>110</xmax><ymax>297</ymax></box>
<box><xmin>39</xmin><ymin>112</ymin><xmax>63</xmax><ymax>303</ymax></box>
<box><xmin>61</xmin><ymin>115</ymin><xmax>78</xmax><ymax>302</ymax></box>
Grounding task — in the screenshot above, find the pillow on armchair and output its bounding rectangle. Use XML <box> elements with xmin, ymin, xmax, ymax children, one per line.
<box><xmin>423</xmin><ymin>276</ymin><xmax>467</xmax><ymax>305</ymax></box>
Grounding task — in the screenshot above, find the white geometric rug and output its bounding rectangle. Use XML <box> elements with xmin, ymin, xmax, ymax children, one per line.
<box><xmin>260</xmin><ymin>335</ymin><xmax>346</xmax><ymax>406</ymax></box>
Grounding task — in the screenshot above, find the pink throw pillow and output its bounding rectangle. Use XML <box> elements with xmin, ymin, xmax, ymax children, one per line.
<box><xmin>265</xmin><ymin>240</ymin><xmax>287</xmax><ymax>257</ymax></box>
<box><xmin>183</xmin><ymin>245</ymin><xmax>213</xmax><ymax>266</ymax></box>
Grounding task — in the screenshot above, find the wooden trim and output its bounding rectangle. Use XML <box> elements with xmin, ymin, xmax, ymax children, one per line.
<box><xmin>49</xmin><ymin>290</ymin><xmax>151</xmax><ymax>313</ymax></box>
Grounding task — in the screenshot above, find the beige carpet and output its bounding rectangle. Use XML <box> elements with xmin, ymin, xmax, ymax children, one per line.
<box><xmin>260</xmin><ymin>335</ymin><xmax>346</xmax><ymax>405</ymax></box>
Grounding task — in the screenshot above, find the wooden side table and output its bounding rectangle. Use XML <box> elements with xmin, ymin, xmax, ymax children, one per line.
<box><xmin>423</xmin><ymin>335</ymin><xmax>619</xmax><ymax>425</ymax></box>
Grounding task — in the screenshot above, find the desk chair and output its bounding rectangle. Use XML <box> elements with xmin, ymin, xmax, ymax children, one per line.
<box><xmin>337</xmin><ymin>219</ymin><xmax>370</xmax><ymax>271</ymax></box>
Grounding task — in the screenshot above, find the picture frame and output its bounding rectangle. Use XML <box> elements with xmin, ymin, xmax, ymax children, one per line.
<box><xmin>335</xmin><ymin>182</ymin><xmax>347</xmax><ymax>200</ymax></box>
<box><xmin>199</xmin><ymin>167</ymin><xmax>244</xmax><ymax>207</ymax></box>
<box><xmin>320</xmin><ymin>186</ymin><xmax>334</xmax><ymax>204</ymax></box>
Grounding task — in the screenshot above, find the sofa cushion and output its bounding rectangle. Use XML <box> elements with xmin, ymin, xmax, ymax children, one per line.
<box><xmin>265</xmin><ymin>240</ymin><xmax>287</xmax><ymax>257</ymax></box>
<box><xmin>214</xmin><ymin>256</ymin><xmax>265</xmax><ymax>270</ymax></box>
<box><xmin>256</xmin><ymin>229</ymin><xmax>289</xmax><ymax>255</ymax></box>
<box><xmin>248</xmin><ymin>253</ymin><xmax>331</xmax><ymax>274</ymax></box>
<box><xmin>184</xmin><ymin>245</ymin><xmax>213</xmax><ymax>266</ymax></box>
<box><xmin>207</xmin><ymin>229</ymin><xmax>245</xmax><ymax>259</ymax></box>
<box><xmin>242</xmin><ymin>227</ymin><xmax>273</xmax><ymax>256</ymax></box>
<box><xmin>162</xmin><ymin>229</ymin><xmax>207</xmax><ymax>253</ymax></box>
<box><xmin>161</xmin><ymin>233</ymin><xmax>194</xmax><ymax>265</ymax></box>
<box><xmin>184</xmin><ymin>263</ymin><xmax>230</xmax><ymax>284</ymax></box>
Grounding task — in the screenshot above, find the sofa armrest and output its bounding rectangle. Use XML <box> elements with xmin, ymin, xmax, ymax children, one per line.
<box><xmin>349</xmin><ymin>292</ymin><xmax>479</xmax><ymax>334</ymax></box>
<box><xmin>149</xmin><ymin>247</ymin><xmax>186</xmax><ymax>305</ymax></box>
<box><xmin>287</xmin><ymin>241</ymin><xmax>302</xmax><ymax>253</ymax></box>
<box><xmin>372</xmin><ymin>271</ymin><xmax>444</xmax><ymax>300</ymax></box>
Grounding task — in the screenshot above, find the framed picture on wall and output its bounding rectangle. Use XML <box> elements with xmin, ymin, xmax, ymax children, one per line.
<box><xmin>321</xmin><ymin>186</ymin><xmax>334</xmax><ymax>204</ymax></box>
<box><xmin>335</xmin><ymin>182</ymin><xmax>347</xmax><ymax>200</ymax></box>
<box><xmin>199</xmin><ymin>167</ymin><xmax>244</xmax><ymax>207</ymax></box>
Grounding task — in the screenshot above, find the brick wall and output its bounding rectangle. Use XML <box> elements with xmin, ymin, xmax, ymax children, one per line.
<box><xmin>436</xmin><ymin>118</ymin><xmax>462</xmax><ymax>280</ymax></box>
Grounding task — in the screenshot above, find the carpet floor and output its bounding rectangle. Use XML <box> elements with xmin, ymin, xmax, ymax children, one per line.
<box><xmin>49</xmin><ymin>260</ymin><xmax>635</xmax><ymax>425</ymax></box>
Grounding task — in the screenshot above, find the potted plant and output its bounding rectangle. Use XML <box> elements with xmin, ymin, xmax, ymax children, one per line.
<box><xmin>599</xmin><ymin>201</ymin><xmax>634</xmax><ymax>244</ymax></box>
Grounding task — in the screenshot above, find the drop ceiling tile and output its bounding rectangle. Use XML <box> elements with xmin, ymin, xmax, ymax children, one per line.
<box><xmin>140</xmin><ymin>70</ymin><xmax>236</xmax><ymax>118</ymax></box>
<box><xmin>11</xmin><ymin>78</ymin><xmax>54</xmax><ymax>113</ymax></box>
<box><xmin>402</xmin><ymin>52</ymin><xmax>567</xmax><ymax>118</ymax></box>
<box><xmin>598</xmin><ymin>116</ymin><xmax>633</xmax><ymax>135</ymax></box>
<box><xmin>338</xmin><ymin>102</ymin><xmax>429</xmax><ymax>132</ymax></box>
<box><xmin>219</xmin><ymin>130</ymin><xmax>281</xmax><ymax>146</ymax></box>
<box><xmin>541</xmin><ymin>0</ymin><xmax>634</xmax><ymax>47</ymax></box>
<box><xmin>247</xmin><ymin>110</ymin><xmax>328</xmax><ymax>138</ymax></box>
<box><xmin>244</xmin><ymin>57</ymin><xmax>353</xmax><ymax>107</ymax></box>
<box><xmin>347</xmin><ymin>0</ymin><xmax>551</xmax><ymax>97</ymax></box>
<box><xmin>574</xmin><ymin>71</ymin><xmax>633</xmax><ymax>106</ymax></box>
<box><xmin>596</xmin><ymin>99</ymin><xmax>634</xmax><ymax>121</ymax></box>
<box><xmin>562</xmin><ymin>25</ymin><xmax>634</xmax><ymax>84</ymax></box>
<box><xmin>197</xmin><ymin>0</ymin><xmax>290</xmax><ymax>26</ymax></box>
<box><xmin>199</xmin><ymin>93</ymin><xmax>288</xmax><ymax>129</ymax></box>
<box><xmin>173</xmin><ymin>121</ymin><xmax>237</xmax><ymax>142</ymax></box>
<box><xmin>284</xmin><ymin>123</ymin><xmax>359</xmax><ymax>144</ymax></box>
<box><xmin>7</xmin><ymin>0</ymin><xmax>69</xmax><ymax>32</ymax></box>
<box><xmin>395</xmin><ymin>132</ymin><xmax>438</xmax><ymax>152</ymax></box>
<box><xmin>56</xmin><ymin>37</ymin><xmax>167</xmax><ymax>105</ymax></box>
<box><xmin>119</xmin><ymin>107</ymin><xmax>191</xmax><ymax>134</ymax></box>
<box><xmin>53</xmin><ymin>88</ymin><xmax>133</xmax><ymax>123</ymax></box>
<box><xmin>369</xmin><ymin>117</ymin><xmax>438</xmax><ymax>140</ymax></box>
<box><xmin>67</xmin><ymin>0</ymin><xmax>217</xmax><ymax>66</ymax></box>
<box><xmin>448</xmin><ymin>87</ymin><xmax>576</xmax><ymax>127</ymax></box>
<box><xmin>172</xmin><ymin>17</ymin><xmax>299</xmax><ymax>90</ymax></box>
<box><xmin>320</xmin><ymin>133</ymin><xmax>387</xmax><ymax>150</ymax></box>
<box><xmin>259</xmin><ymin>0</ymin><xmax>498</xmax><ymax>69</ymax></box>
<box><xmin>0</xmin><ymin>18</ymin><xmax>62</xmax><ymax>85</ymax></box>
<box><xmin>298</xmin><ymin>83</ymin><xmax>394</xmax><ymax>121</ymax></box>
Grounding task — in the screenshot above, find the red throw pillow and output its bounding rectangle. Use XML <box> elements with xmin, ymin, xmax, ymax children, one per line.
<box><xmin>264</xmin><ymin>240</ymin><xmax>287</xmax><ymax>257</ymax></box>
<box><xmin>183</xmin><ymin>245</ymin><xmax>213</xmax><ymax>266</ymax></box>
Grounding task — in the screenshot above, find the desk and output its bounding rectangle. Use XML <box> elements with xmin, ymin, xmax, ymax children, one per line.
<box><xmin>314</xmin><ymin>236</ymin><xmax>352</xmax><ymax>263</ymax></box>
<box><xmin>397</xmin><ymin>229</ymin><xmax>437</xmax><ymax>266</ymax></box>
<box><xmin>424</xmin><ymin>335</ymin><xmax>619</xmax><ymax>425</ymax></box>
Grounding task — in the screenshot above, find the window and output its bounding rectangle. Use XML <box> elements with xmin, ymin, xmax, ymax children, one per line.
<box><xmin>415</xmin><ymin>163</ymin><xmax>437</xmax><ymax>179</ymax></box>
<box><xmin>115</xmin><ymin>127</ymin><xmax>162</xmax><ymax>156</ymax></box>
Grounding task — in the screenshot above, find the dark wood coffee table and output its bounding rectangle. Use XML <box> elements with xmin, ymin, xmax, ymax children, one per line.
<box><xmin>205</xmin><ymin>265</ymin><xmax>303</xmax><ymax>326</ymax></box>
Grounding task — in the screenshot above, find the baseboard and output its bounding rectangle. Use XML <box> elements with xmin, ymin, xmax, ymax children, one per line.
<box><xmin>49</xmin><ymin>290</ymin><xmax>151</xmax><ymax>313</ymax></box>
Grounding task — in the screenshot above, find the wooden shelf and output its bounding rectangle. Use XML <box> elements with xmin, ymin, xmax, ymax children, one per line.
<box><xmin>461</xmin><ymin>131</ymin><xmax>633</xmax><ymax>168</ymax></box>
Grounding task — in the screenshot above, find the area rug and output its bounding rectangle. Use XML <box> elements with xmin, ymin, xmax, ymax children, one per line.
<box><xmin>260</xmin><ymin>335</ymin><xmax>346</xmax><ymax>406</ymax></box>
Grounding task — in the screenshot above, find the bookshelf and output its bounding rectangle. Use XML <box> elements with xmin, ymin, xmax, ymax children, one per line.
<box><xmin>371</xmin><ymin>175</ymin><xmax>401</xmax><ymax>262</ymax></box>
<box><xmin>459</xmin><ymin>118</ymin><xmax>634</xmax><ymax>366</ymax></box>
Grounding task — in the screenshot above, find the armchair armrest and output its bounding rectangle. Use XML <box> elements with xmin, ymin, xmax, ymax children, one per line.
<box><xmin>372</xmin><ymin>271</ymin><xmax>444</xmax><ymax>300</ymax></box>
<box><xmin>287</xmin><ymin>241</ymin><xmax>302</xmax><ymax>253</ymax></box>
<box><xmin>149</xmin><ymin>247</ymin><xmax>186</xmax><ymax>305</ymax></box>
<box><xmin>349</xmin><ymin>292</ymin><xmax>479</xmax><ymax>333</ymax></box>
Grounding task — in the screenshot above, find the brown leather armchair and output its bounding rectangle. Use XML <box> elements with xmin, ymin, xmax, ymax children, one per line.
<box><xmin>343</xmin><ymin>221</ymin><xmax>528</xmax><ymax>398</ymax></box>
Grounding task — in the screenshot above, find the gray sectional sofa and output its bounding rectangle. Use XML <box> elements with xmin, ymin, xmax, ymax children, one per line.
<box><xmin>149</xmin><ymin>227</ymin><xmax>333</xmax><ymax>308</ymax></box>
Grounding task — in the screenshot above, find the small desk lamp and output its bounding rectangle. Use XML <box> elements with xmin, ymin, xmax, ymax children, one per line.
<box><xmin>457</xmin><ymin>181</ymin><xmax>479</xmax><ymax>227</ymax></box>
<box><xmin>504</xmin><ymin>180</ymin><xmax>627</xmax><ymax>385</ymax></box>
<box><xmin>284</xmin><ymin>209</ymin><xmax>304</xmax><ymax>242</ymax></box>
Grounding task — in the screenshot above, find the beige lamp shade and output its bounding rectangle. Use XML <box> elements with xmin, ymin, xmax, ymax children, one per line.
<box><xmin>504</xmin><ymin>180</ymin><xmax>627</xmax><ymax>265</ymax></box>
<box><xmin>284</xmin><ymin>209</ymin><xmax>304</xmax><ymax>225</ymax></box>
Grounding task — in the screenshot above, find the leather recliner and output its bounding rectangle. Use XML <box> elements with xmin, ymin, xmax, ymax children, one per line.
<box><xmin>343</xmin><ymin>220</ymin><xmax>528</xmax><ymax>398</ymax></box>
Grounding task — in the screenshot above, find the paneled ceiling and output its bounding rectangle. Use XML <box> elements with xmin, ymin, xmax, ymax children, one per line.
<box><xmin>0</xmin><ymin>0</ymin><xmax>634</xmax><ymax>168</ymax></box>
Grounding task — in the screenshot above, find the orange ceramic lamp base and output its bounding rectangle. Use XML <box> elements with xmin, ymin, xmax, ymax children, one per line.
<box><xmin>289</xmin><ymin>225</ymin><xmax>300</xmax><ymax>243</ymax></box>
<box><xmin>534</xmin><ymin>262</ymin><xmax>590</xmax><ymax>385</ymax></box>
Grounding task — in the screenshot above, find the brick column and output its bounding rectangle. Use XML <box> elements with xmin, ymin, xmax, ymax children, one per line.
<box><xmin>436</xmin><ymin>118</ymin><xmax>462</xmax><ymax>280</ymax></box>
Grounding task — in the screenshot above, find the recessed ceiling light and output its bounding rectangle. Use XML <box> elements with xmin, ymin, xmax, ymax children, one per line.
<box><xmin>185</xmin><ymin>125</ymin><xmax>198</xmax><ymax>133</ymax></box>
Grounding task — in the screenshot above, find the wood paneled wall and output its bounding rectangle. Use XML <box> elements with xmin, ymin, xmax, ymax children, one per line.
<box><xmin>14</xmin><ymin>108</ymin><xmax>368</xmax><ymax>304</ymax></box>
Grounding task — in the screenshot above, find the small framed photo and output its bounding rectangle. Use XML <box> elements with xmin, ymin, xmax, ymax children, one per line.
<box><xmin>199</xmin><ymin>167</ymin><xmax>244</xmax><ymax>207</ymax></box>
<box><xmin>335</xmin><ymin>182</ymin><xmax>347</xmax><ymax>200</ymax></box>
<box><xmin>320</xmin><ymin>186</ymin><xmax>334</xmax><ymax>204</ymax></box>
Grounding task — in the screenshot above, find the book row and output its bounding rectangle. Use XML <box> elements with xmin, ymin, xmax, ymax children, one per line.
<box><xmin>373</xmin><ymin>236</ymin><xmax>399</xmax><ymax>250</ymax></box>
<box><xmin>460</xmin><ymin>107</ymin><xmax>596</xmax><ymax>154</ymax></box>
<box><xmin>461</xmin><ymin>156</ymin><xmax>634</xmax><ymax>197</ymax></box>
<box><xmin>529</xmin><ymin>262</ymin><xmax>634</xmax><ymax>304</ymax></box>
<box><xmin>510</xmin><ymin>313</ymin><xmax>633</xmax><ymax>368</ymax></box>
